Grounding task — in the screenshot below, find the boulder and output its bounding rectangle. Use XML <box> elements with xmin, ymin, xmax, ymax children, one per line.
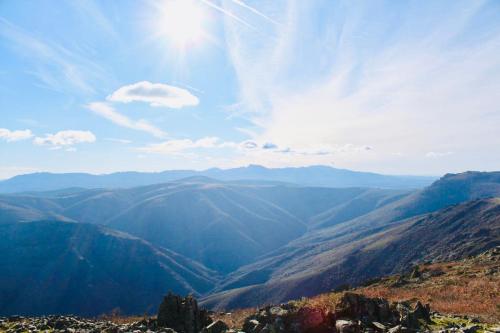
<box><xmin>203</xmin><ymin>320</ymin><xmax>229</xmax><ymax>333</ymax></box>
<box><xmin>395</xmin><ymin>301</ymin><xmax>430</xmax><ymax>329</ymax></box>
<box><xmin>157</xmin><ymin>292</ymin><xmax>211</xmax><ymax>333</ymax></box>
<box><xmin>335</xmin><ymin>292</ymin><xmax>394</xmax><ymax>323</ymax></box>
<box><xmin>336</xmin><ymin>319</ymin><xmax>360</xmax><ymax>333</ymax></box>
<box><xmin>242</xmin><ymin>319</ymin><xmax>260</xmax><ymax>333</ymax></box>
<box><xmin>371</xmin><ymin>321</ymin><xmax>387</xmax><ymax>332</ymax></box>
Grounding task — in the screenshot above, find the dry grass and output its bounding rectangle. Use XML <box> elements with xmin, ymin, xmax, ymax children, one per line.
<box><xmin>296</xmin><ymin>258</ymin><xmax>500</xmax><ymax>323</ymax></box>
<box><xmin>210</xmin><ymin>308</ymin><xmax>256</xmax><ymax>329</ymax></box>
<box><xmin>102</xmin><ymin>253</ymin><xmax>499</xmax><ymax>327</ymax></box>
<box><xmin>99</xmin><ymin>311</ymin><xmax>151</xmax><ymax>324</ymax></box>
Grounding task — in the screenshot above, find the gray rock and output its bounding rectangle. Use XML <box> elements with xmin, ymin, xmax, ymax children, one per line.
<box><xmin>242</xmin><ymin>319</ymin><xmax>259</xmax><ymax>333</ymax></box>
<box><xmin>203</xmin><ymin>320</ymin><xmax>228</xmax><ymax>333</ymax></box>
<box><xmin>336</xmin><ymin>319</ymin><xmax>360</xmax><ymax>333</ymax></box>
<box><xmin>372</xmin><ymin>321</ymin><xmax>387</xmax><ymax>331</ymax></box>
<box><xmin>157</xmin><ymin>292</ymin><xmax>211</xmax><ymax>333</ymax></box>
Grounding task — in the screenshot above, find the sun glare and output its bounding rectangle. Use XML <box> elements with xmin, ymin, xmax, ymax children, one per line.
<box><xmin>158</xmin><ymin>0</ymin><xmax>206</xmax><ymax>48</ymax></box>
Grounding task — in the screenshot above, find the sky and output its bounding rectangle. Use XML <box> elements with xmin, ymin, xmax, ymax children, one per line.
<box><xmin>1</xmin><ymin>0</ymin><xmax>499</xmax><ymax>179</ymax></box>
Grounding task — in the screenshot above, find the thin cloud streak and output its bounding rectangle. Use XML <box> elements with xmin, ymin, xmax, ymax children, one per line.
<box><xmin>230</xmin><ymin>0</ymin><xmax>279</xmax><ymax>25</ymax></box>
<box><xmin>86</xmin><ymin>102</ymin><xmax>167</xmax><ymax>138</ymax></box>
<box><xmin>199</xmin><ymin>0</ymin><xmax>256</xmax><ymax>30</ymax></box>
<box><xmin>0</xmin><ymin>18</ymin><xmax>107</xmax><ymax>95</ymax></box>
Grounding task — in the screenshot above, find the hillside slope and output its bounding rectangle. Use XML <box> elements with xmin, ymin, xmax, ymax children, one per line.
<box><xmin>298</xmin><ymin>246</ymin><xmax>500</xmax><ymax>322</ymax></box>
<box><xmin>203</xmin><ymin>196</ymin><xmax>500</xmax><ymax>309</ymax></box>
<box><xmin>0</xmin><ymin>179</ymin><xmax>408</xmax><ymax>273</ymax></box>
<box><xmin>0</xmin><ymin>221</ymin><xmax>218</xmax><ymax>316</ymax></box>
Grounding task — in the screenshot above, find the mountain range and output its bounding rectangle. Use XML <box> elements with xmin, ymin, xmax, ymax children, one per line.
<box><xmin>0</xmin><ymin>165</ymin><xmax>436</xmax><ymax>193</ymax></box>
<box><xmin>0</xmin><ymin>179</ymin><xmax>410</xmax><ymax>273</ymax></box>
<box><xmin>0</xmin><ymin>169</ymin><xmax>498</xmax><ymax>315</ymax></box>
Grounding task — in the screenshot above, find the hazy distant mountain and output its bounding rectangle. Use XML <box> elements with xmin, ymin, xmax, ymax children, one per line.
<box><xmin>203</xmin><ymin>197</ymin><xmax>500</xmax><ymax>310</ymax></box>
<box><xmin>0</xmin><ymin>178</ymin><xmax>408</xmax><ymax>273</ymax></box>
<box><xmin>0</xmin><ymin>165</ymin><xmax>436</xmax><ymax>193</ymax></box>
<box><xmin>202</xmin><ymin>172</ymin><xmax>500</xmax><ymax>309</ymax></box>
<box><xmin>0</xmin><ymin>221</ymin><xmax>218</xmax><ymax>316</ymax></box>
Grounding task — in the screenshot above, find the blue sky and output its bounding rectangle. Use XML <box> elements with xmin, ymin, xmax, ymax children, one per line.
<box><xmin>1</xmin><ymin>0</ymin><xmax>499</xmax><ymax>179</ymax></box>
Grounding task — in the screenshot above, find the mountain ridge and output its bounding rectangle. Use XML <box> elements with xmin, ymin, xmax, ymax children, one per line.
<box><xmin>201</xmin><ymin>172</ymin><xmax>500</xmax><ymax>309</ymax></box>
<box><xmin>0</xmin><ymin>178</ymin><xmax>411</xmax><ymax>273</ymax></box>
<box><xmin>0</xmin><ymin>165</ymin><xmax>436</xmax><ymax>193</ymax></box>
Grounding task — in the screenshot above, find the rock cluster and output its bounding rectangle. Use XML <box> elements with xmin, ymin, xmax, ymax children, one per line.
<box><xmin>157</xmin><ymin>293</ymin><xmax>212</xmax><ymax>333</ymax></box>
<box><xmin>1</xmin><ymin>292</ymin><xmax>497</xmax><ymax>333</ymax></box>
<box><xmin>241</xmin><ymin>292</ymin><xmax>432</xmax><ymax>333</ymax></box>
<box><xmin>0</xmin><ymin>315</ymin><xmax>174</xmax><ymax>333</ymax></box>
<box><xmin>0</xmin><ymin>315</ymin><xmax>232</xmax><ymax>333</ymax></box>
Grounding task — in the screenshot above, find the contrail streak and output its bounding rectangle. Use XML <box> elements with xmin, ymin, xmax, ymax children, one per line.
<box><xmin>230</xmin><ymin>0</ymin><xmax>278</xmax><ymax>25</ymax></box>
<box><xmin>199</xmin><ymin>0</ymin><xmax>256</xmax><ymax>30</ymax></box>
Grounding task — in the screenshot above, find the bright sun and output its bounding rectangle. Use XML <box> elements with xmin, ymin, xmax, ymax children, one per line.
<box><xmin>158</xmin><ymin>0</ymin><xmax>206</xmax><ymax>48</ymax></box>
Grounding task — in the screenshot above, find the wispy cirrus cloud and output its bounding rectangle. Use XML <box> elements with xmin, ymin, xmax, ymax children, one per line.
<box><xmin>225</xmin><ymin>1</ymin><xmax>500</xmax><ymax>174</ymax></box>
<box><xmin>86</xmin><ymin>102</ymin><xmax>167</xmax><ymax>138</ymax></box>
<box><xmin>229</xmin><ymin>0</ymin><xmax>279</xmax><ymax>25</ymax></box>
<box><xmin>68</xmin><ymin>0</ymin><xmax>116</xmax><ymax>37</ymax></box>
<box><xmin>426</xmin><ymin>151</ymin><xmax>454</xmax><ymax>158</ymax></box>
<box><xmin>107</xmin><ymin>81</ymin><xmax>199</xmax><ymax>109</ymax></box>
<box><xmin>33</xmin><ymin>130</ymin><xmax>96</xmax><ymax>149</ymax></box>
<box><xmin>105</xmin><ymin>138</ymin><xmax>132</xmax><ymax>144</ymax></box>
<box><xmin>0</xmin><ymin>128</ymin><xmax>33</xmax><ymax>142</ymax></box>
<box><xmin>0</xmin><ymin>18</ymin><xmax>107</xmax><ymax>94</ymax></box>
<box><xmin>137</xmin><ymin>137</ymin><xmax>221</xmax><ymax>154</ymax></box>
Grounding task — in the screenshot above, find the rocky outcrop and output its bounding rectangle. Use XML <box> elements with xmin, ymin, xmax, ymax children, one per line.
<box><xmin>157</xmin><ymin>292</ymin><xmax>212</xmax><ymax>333</ymax></box>
<box><xmin>241</xmin><ymin>293</ymin><xmax>432</xmax><ymax>333</ymax></box>
<box><xmin>0</xmin><ymin>315</ymin><xmax>175</xmax><ymax>333</ymax></box>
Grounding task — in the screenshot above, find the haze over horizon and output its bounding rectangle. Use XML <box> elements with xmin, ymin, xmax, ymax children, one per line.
<box><xmin>1</xmin><ymin>0</ymin><xmax>500</xmax><ymax>179</ymax></box>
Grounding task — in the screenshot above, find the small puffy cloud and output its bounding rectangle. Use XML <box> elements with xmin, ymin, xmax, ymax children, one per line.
<box><xmin>33</xmin><ymin>130</ymin><xmax>96</xmax><ymax>147</ymax></box>
<box><xmin>426</xmin><ymin>151</ymin><xmax>453</xmax><ymax>158</ymax></box>
<box><xmin>137</xmin><ymin>137</ymin><xmax>221</xmax><ymax>154</ymax></box>
<box><xmin>262</xmin><ymin>142</ymin><xmax>278</xmax><ymax>149</ymax></box>
<box><xmin>0</xmin><ymin>128</ymin><xmax>33</xmax><ymax>142</ymax></box>
<box><xmin>107</xmin><ymin>81</ymin><xmax>199</xmax><ymax>108</ymax></box>
<box><xmin>241</xmin><ymin>141</ymin><xmax>258</xmax><ymax>149</ymax></box>
<box><xmin>87</xmin><ymin>102</ymin><xmax>167</xmax><ymax>138</ymax></box>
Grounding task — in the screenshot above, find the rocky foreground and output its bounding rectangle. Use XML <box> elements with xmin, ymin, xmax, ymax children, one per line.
<box><xmin>1</xmin><ymin>292</ymin><xmax>500</xmax><ymax>333</ymax></box>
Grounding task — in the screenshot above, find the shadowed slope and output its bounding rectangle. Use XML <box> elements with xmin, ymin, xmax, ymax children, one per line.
<box><xmin>0</xmin><ymin>221</ymin><xmax>218</xmax><ymax>316</ymax></box>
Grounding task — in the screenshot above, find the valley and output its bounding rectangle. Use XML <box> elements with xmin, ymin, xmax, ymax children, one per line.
<box><xmin>0</xmin><ymin>169</ymin><xmax>499</xmax><ymax>318</ymax></box>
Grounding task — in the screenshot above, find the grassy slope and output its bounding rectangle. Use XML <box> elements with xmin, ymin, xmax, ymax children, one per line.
<box><xmin>204</xmin><ymin>197</ymin><xmax>500</xmax><ymax>309</ymax></box>
<box><xmin>300</xmin><ymin>246</ymin><xmax>500</xmax><ymax>322</ymax></box>
<box><xmin>209</xmin><ymin>248</ymin><xmax>499</xmax><ymax>330</ymax></box>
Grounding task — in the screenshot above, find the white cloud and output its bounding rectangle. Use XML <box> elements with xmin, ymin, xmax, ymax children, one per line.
<box><xmin>0</xmin><ymin>18</ymin><xmax>106</xmax><ymax>94</ymax></box>
<box><xmin>137</xmin><ymin>137</ymin><xmax>221</xmax><ymax>154</ymax></box>
<box><xmin>0</xmin><ymin>128</ymin><xmax>33</xmax><ymax>142</ymax></box>
<box><xmin>105</xmin><ymin>138</ymin><xmax>132</xmax><ymax>144</ymax></box>
<box><xmin>107</xmin><ymin>81</ymin><xmax>199</xmax><ymax>109</ymax></box>
<box><xmin>224</xmin><ymin>1</ymin><xmax>500</xmax><ymax>174</ymax></box>
<box><xmin>87</xmin><ymin>102</ymin><xmax>167</xmax><ymax>138</ymax></box>
<box><xmin>33</xmin><ymin>130</ymin><xmax>96</xmax><ymax>147</ymax></box>
<box><xmin>426</xmin><ymin>151</ymin><xmax>454</xmax><ymax>158</ymax></box>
